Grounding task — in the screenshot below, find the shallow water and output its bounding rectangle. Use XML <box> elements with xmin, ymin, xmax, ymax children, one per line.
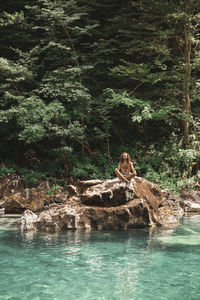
<box><xmin>0</xmin><ymin>215</ymin><xmax>200</xmax><ymax>300</ymax></box>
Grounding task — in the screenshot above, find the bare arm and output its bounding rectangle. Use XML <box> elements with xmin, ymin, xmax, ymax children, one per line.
<box><xmin>117</xmin><ymin>162</ymin><xmax>121</xmax><ymax>171</ymax></box>
<box><xmin>130</xmin><ymin>162</ymin><xmax>137</xmax><ymax>176</ymax></box>
<box><xmin>115</xmin><ymin>162</ymin><xmax>129</xmax><ymax>183</ymax></box>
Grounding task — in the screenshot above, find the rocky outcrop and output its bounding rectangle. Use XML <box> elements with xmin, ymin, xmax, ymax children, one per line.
<box><xmin>2</xmin><ymin>174</ymin><xmax>199</xmax><ymax>232</ymax></box>
<box><xmin>164</xmin><ymin>189</ymin><xmax>200</xmax><ymax>213</ymax></box>
<box><xmin>0</xmin><ymin>175</ymin><xmax>67</xmax><ymax>213</ymax></box>
<box><xmin>162</xmin><ymin>192</ymin><xmax>184</xmax><ymax>217</ymax></box>
<box><xmin>179</xmin><ymin>189</ymin><xmax>200</xmax><ymax>213</ymax></box>
<box><xmin>21</xmin><ymin>177</ymin><xmax>178</xmax><ymax>232</ymax></box>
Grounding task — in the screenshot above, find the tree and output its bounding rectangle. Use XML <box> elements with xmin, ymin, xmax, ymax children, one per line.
<box><xmin>106</xmin><ymin>0</ymin><xmax>200</xmax><ymax>147</ymax></box>
<box><xmin>0</xmin><ymin>0</ymin><xmax>96</xmax><ymax>167</ymax></box>
<box><xmin>167</xmin><ymin>0</ymin><xmax>200</xmax><ymax>146</ymax></box>
<box><xmin>0</xmin><ymin>0</ymin><xmax>199</xmax><ymax>183</ymax></box>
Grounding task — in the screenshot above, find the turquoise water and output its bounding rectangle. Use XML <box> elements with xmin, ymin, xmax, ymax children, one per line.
<box><xmin>1</xmin><ymin>215</ymin><xmax>200</xmax><ymax>300</ymax></box>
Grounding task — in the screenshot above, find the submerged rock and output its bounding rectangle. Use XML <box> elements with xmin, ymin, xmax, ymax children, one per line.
<box><xmin>21</xmin><ymin>177</ymin><xmax>178</xmax><ymax>232</ymax></box>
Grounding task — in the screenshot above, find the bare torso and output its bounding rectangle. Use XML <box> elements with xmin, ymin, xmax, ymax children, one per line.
<box><xmin>115</xmin><ymin>155</ymin><xmax>137</xmax><ymax>183</ymax></box>
<box><xmin>118</xmin><ymin>161</ymin><xmax>133</xmax><ymax>175</ymax></box>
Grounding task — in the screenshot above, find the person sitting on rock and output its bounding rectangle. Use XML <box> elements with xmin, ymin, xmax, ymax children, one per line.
<box><xmin>115</xmin><ymin>152</ymin><xmax>137</xmax><ymax>183</ymax></box>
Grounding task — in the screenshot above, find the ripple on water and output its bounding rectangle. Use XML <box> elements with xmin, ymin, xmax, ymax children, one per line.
<box><xmin>0</xmin><ymin>216</ymin><xmax>200</xmax><ymax>300</ymax></box>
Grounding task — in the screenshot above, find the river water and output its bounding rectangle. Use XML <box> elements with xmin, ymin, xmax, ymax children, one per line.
<box><xmin>0</xmin><ymin>215</ymin><xmax>200</xmax><ymax>300</ymax></box>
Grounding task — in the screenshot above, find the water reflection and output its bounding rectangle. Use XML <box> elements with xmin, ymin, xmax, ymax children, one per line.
<box><xmin>0</xmin><ymin>215</ymin><xmax>180</xmax><ymax>250</ymax></box>
<box><xmin>1</xmin><ymin>215</ymin><xmax>199</xmax><ymax>251</ymax></box>
<box><xmin>1</xmin><ymin>215</ymin><xmax>200</xmax><ymax>300</ymax></box>
<box><xmin>21</xmin><ymin>229</ymin><xmax>96</xmax><ymax>248</ymax></box>
<box><xmin>147</xmin><ymin>216</ymin><xmax>200</xmax><ymax>251</ymax></box>
<box><xmin>0</xmin><ymin>216</ymin><xmax>20</xmax><ymax>230</ymax></box>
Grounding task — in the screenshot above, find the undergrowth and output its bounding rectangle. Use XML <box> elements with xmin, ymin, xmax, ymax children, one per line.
<box><xmin>0</xmin><ymin>135</ymin><xmax>199</xmax><ymax>192</ymax></box>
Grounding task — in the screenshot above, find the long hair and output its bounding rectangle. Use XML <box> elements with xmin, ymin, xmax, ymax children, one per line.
<box><xmin>119</xmin><ymin>152</ymin><xmax>131</xmax><ymax>164</ymax></box>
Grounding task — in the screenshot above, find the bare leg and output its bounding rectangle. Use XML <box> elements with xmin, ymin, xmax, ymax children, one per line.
<box><xmin>126</xmin><ymin>172</ymin><xmax>137</xmax><ymax>182</ymax></box>
<box><xmin>115</xmin><ymin>168</ymin><xmax>129</xmax><ymax>183</ymax></box>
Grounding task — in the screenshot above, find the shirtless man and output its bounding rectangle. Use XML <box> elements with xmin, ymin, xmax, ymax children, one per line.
<box><xmin>115</xmin><ymin>152</ymin><xmax>137</xmax><ymax>183</ymax></box>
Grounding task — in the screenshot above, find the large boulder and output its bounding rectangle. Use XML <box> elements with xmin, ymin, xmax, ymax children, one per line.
<box><xmin>81</xmin><ymin>179</ymin><xmax>135</xmax><ymax>207</ymax></box>
<box><xmin>21</xmin><ymin>177</ymin><xmax>178</xmax><ymax>231</ymax></box>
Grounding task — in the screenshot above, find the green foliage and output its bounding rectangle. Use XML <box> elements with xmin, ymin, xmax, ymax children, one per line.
<box><xmin>18</xmin><ymin>168</ymin><xmax>46</xmax><ymax>187</ymax></box>
<box><xmin>0</xmin><ymin>0</ymin><xmax>94</xmax><ymax>166</ymax></box>
<box><xmin>0</xmin><ymin>11</ymin><xmax>24</xmax><ymax>27</ymax></box>
<box><xmin>0</xmin><ymin>166</ymin><xmax>16</xmax><ymax>178</ymax></box>
<box><xmin>70</xmin><ymin>157</ymin><xmax>103</xmax><ymax>179</ymax></box>
<box><xmin>105</xmin><ymin>88</ymin><xmax>182</xmax><ymax>124</ymax></box>
<box><xmin>134</xmin><ymin>134</ymin><xmax>200</xmax><ymax>192</ymax></box>
<box><xmin>0</xmin><ymin>0</ymin><xmax>199</xmax><ymax>192</ymax></box>
<box><xmin>47</xmin><ymin>184</ymin><xmax>61</xmax><ymax>195</ymax></box>
<box><xmin>32</xmin><ymin>159</ymin><xmax>65</xmax><ymax>179</ymax></box>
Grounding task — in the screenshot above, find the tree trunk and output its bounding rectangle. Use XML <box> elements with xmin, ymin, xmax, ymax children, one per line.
<box><xmin>182</xmin><ymin>28</ymin><xmax>191</xmax><ymax>145</ymax></box>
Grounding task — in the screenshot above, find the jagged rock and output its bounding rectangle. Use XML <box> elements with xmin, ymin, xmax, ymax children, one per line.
<box><xmin>180</xmin><ymin>190</ymin><xmax>200</xmax><ymax>203</ymax></box>
<box><xmin>180</xmin><ymin>200</ymin><xmax>200</xmax><ymax>213</ymax></box>
<box><xmin>78</xmin><ymin>179</ymin><xmax>103</xmax><ymax>190</ymax></box>
<box><xmin>3</xmin><ymin>194</ymin><xmax>26</xmax><ymax>213</ymax></box>
<box><xmin>66</xmin><ymin>184</ymin><xmax>78</xmax><ymax>197</ymax></box>
<box><xmin>163</xmin><ymin>192</ymin><xmax>184</xmax><ymax>217</ymax></box>
<box><xmin>21</xmin><ymin>177</ymin><xmax>178</xmax><ymax>231</ymax></box>
<box><xmin>81</xmin><ymin>179</ymin><xmax>135</xmax><ymax>207</ymax></box>
<box><xmin>0</xmin><ymin>208</ymin><xmax>5</xmax><ymax>215</ymax></box>
<box><xmin>0</xmin><ymin>175</ymin><xmax>67</xmax><ymax>213</ymax></box>
<box><xmin>0</xmin><ymin>175</ymin><xmax>23</xmax><ymax>199</ymax></box>
<box><xmin>0</xmin><ymin>200</ymin><xmax>5</xmax><ymax>208</ymax></box>
<box><xmin>164</xmin><ymin>189</ymin><xmax>200</xmax><ymax>214</ymax></box>
<box><xmin>21</xmin><ymin>210</ymin><xmax>39</xmax><ymax>231</ymax></box>
<box><xmin>2</xmin><ymin>190</ymin><xmax>51</xmax><ymax>213</ymax></box>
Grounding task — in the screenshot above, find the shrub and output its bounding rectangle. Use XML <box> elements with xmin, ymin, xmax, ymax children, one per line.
<box><xmin>0</xmin><ymin>166</ymin><xmax>16</xmax><ymax>178</ymax></box>
<box><xmin>18</xmin><ymin>168</ymin><xmax>46</xmax><ymax>187</ymax></box>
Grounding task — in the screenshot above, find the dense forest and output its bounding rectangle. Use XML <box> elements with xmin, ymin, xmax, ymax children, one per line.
<box><xmin>0</xmin><ymin>0</ymin><xmax>199</xmax><ymax>191</ymax></box>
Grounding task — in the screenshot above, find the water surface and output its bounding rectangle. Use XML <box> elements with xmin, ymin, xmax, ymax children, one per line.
<box><xmin>0</xmin><ymin>215</ymin><xmax>200</xmax><ymax>300</ymax></box>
